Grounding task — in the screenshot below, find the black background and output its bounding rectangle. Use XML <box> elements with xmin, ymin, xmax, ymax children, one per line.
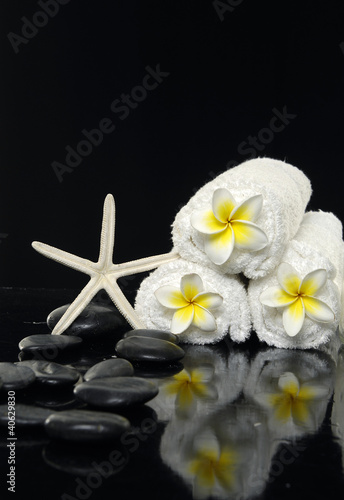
<box><xmin>2</xmin><ymin>0</ymin><xmax>344</xmax><ymax>289</ymax></box>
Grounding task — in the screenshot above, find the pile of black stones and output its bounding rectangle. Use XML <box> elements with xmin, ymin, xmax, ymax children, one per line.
<box><xmin>0</xmin><ymin>302</ymin><xmax>185</xmax><ymax>444</ymax></box>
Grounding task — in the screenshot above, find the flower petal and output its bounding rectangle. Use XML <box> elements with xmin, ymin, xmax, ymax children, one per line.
<box><xmin>181</xmin><ymin>273</ymin><xmax>204</xmax><ymax>301</ymax></box>
<box><xmin>230</xmin><ymin>194</ymin><xmax>263</xmax><ymax>222</ymax></box>
<box><xmin>299</xmin><ymin>268</ymin><xmax>328</xmax><ymax>296</ymax></box>
<box><xmin>194</xmin><ymin>292</ymin><xmax>223</xmax><ymax>310</ymax></box>
<box><xmin>171</xmin><ymin>304</ymin><xmax>194</xmax><ymax>334</ymax></box>
<box><xmin>278</xmin><ymin>372</ymin><xmax>300</xmax><ymax>396</ymax></box>
<box><xmin>231</xmin><ymin>220</ymin><xmax>268</xmax><ymax>251</ymax></box>
<box><xmin>191</xmin><ymin>209</ymin><xmax>226</xmax><ymax>234</ymax></box>
<box><xmin>298</xmin><ymin>383</ymin><xmax>330</xmax><ymax>400</ymax></box>
<box><xmin>212</xmin><ymin>188</ymin><xmax>236</xmax><ymax>223</ymax></box>
<box><xmin>302</xmin><ymin>296</ymin><xmax>335</xmax><ymax>323</ymax></box>
<box><xmin>282</xmin><ymin>297</ymin><xmax>305</xmax><ymax>336</ymax></box>
<box><xmin>204</xmin><ymin>225</ymin><xmax>234</xmax><ymax>265</ymax></box>
<box><xmin>154</xmin><ymin>285</ymin><xmax>188</xmax><ymax>309</ymax></box>
<box><xmin>193</xmin><ymin>305</ymin><xmax>217</xmax><ymax>332</ymax></box>
<box><xmin>260</xmin><ymin>286</ymin><xmax>297</xmax><ymax>307</ymax></box>
<box><xmin>277</xmin><ymin>262</ymin><xmax>301</xmax><ymax>295</ymax></box>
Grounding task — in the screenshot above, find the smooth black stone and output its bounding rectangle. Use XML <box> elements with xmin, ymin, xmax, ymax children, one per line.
<box><xmin>16</xmin><ymin>361</ymin><xmax>80</xmax><ymax>387</ymax></box>
<box><xmin>134</xmin><ymin>362</ymin><xmax>184</xmax><ymax>379</ymax></box>
<box><xmin>0</xmin><ymin>362</ymin><xmax>36</xmax><ymax>390</ymax></box>
<box><xmin>0</xmin><ymin>404</ymin><xmax>54</xmax><ymax>427</ymax></box>
<box><xmin>123</xmin><ymin>328</ymin><xmax>178</xmax><ymax>344</ymax></box>
<box><xmin>84</xmin><ymin>358</ymin><xmax>134</xmax><ymax>381</ymax></box>
<box><xmin>44</xmin><ymin>409</ymin><xmax>130</xmax><ymax>442</ymax></box>
<box><xmin>47</xmin><ymin>302</ymin><xmax>126</xmax><ymax>338</ymax></box>
<box><xmin>74</xmin><ymin>377</ymin><xmax>159</xmax><ymax>409</ymax></box>
<box><xmin>115</xmin><ymin>336</ymin><xmax>185</xmax><ymax>364</ymax></box>
<box><xmin>18</xmin><ymin>334</ymin><xmax>83</xmax><ymax>354</ymax></box>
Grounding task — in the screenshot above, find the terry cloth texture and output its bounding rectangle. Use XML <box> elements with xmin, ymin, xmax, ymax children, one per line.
<box><xmin>171</xmin><ymin>157</ymin><xmax>312</xmax><ymax>279</ymax></box>
<box><xmin>248</xmin><ymin>211</ymin><xmax>344</xmax><ymax>349</ymax></box>
<box><xmin>134</xmin><ymin>258</ymin><xmax>251</xmax><ymax>344</ymax></box>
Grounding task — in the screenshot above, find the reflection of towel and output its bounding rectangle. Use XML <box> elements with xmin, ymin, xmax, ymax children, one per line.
<box><xmin>172</xmin><ymin>157</ymin><xmax>312</xmax><ymax>279</ymax></box>
<box><xmin>248</xmin><ymin>211</ymin><xmax>344</xmax><ymax>349</ymax></box>
<box><xmin>135</xmin><ymin>258</ymin><xmax>251</xmax><ymax>344</ymax></box>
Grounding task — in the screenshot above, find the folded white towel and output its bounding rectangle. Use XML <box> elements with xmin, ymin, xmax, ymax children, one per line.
<box><xmin>172</xmin><ymin>157</ymin><xmax>312</xmax><ymax>279</ymax></box>
<box><xmin>134</xmin><ymin>258</ymin><xmax>251</xmax><ymax>344</ymax></box>
<box><xmin>249</xmin><ymin>211</ymin><xmax>344</xmax><ymax>349</ymax></box>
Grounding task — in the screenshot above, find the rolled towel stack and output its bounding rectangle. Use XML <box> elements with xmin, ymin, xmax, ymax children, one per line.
<box><xmin>249</xmin><ymin>211</ymin><xmax>344</xmax><ymax>349</ymax></box>
<box><xmin>172</xmin><ymin>157</ymin><xmax>312</xmax><ymax>279</ymax></box>
<box><xmin>134</xmin><ymin>258</ymin><xmax>251</xmax><ymax>344</ymax></box>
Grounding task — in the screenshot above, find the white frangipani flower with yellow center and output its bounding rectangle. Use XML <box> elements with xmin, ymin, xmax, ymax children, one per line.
<box><xmin>155</xmin><ymin>273</ymin><xmax>223</xmax><ymax>334</ymax></box>
<box><xmin>260</xmin><ymin>263</ymin><xmax>335</xmax><ymax>337</ymax></box>
<box><xmin>191</xmin><ymin>188</ymin><xmax>268</xmax><ymax>265</ymax></box>
<box><xmin>254</xmin><ymin>372</ymin><xmax>329</xmax><ymax>426</ymax></box>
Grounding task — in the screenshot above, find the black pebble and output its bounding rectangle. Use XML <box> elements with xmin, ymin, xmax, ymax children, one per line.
<box><xmin>115</xmin><ymin>336</ymin><xmax>185</xmax><ymax>364</ymax></box>
<box><xmin>47</xmin><ymin>303</ymin><xmax>126</xmax><ymax>338</ymax></box>
<box><xmin>0</xmin><ymin>404</ymin><xmax>54</xmax><ymax>427</ymax></box>
<box><xmin>0</xmin><ymin>362</ymin><xmax>36</xmax><ymax>390</ymax></box>
<box><xmin>123</xmin><ymin>329</ymin><xmax>179</xmax><ymax>344</ymax></box>
<box><xmin>84</xmin><ymin>358</ymin><xmax>134</xmax><ymax>382</ymax></box>
<box><xmin>16</xmin><ymin>361</ymin><xmax>80</xmax><ymax>387</ymax></box>
<box><xmin>44</xmin><ymin>409</ymin><xmax>130</xmax><ymax>442</ymax></box>
<box><xmin>18</xmin><ymin>334</ymin><xmax>83</xmax><ymax>354</ymax></box>
<box><xmin>74</xmin><ymin>377</ymin><xmax>159</xmax><ymax>409</ymax></box>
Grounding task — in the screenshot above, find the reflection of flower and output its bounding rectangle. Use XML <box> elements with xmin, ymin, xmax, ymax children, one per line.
<box><xmin>161</xmin><ymin>366</ymin><xmax>217</xmax><ymax>416</ymax></box>
<box><xmin>155</xmin><ymin>273</ymin><xmax>223</xmax><ymax>334</ymax></box>
<box><xmin>191</xmin><ymin>188</ymin><xmax>268</xmax><ymax>265</ymax></box>
<box><xmin>254</xmin><ymin>371</ymin><xmax>329</xmax><ymax>426</ymax></box>
<box><xmin>260</xmin><ymin>262</ymin><xmax>335</xmax><ymax>336</ymax></box>
<box><xmin>186</xmin><ymin>431</ymin><xmax>238</xmax><ymax>500</ymax></box>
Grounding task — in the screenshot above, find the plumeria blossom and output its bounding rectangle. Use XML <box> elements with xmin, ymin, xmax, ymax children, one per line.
<box><xmin>191</xmin><ymin>188</ymin><xmax>268</xmax><ymax>265</ymax></box>
<box><xmin>155</xmin><ymin>273</ymin><xmax>223</xmax><ymax>334</ymax></box>
<box><xmin>259</xmin><ymin>262</ymin><xmax>335</xmax><ymax>337</ymax></box>
<box><xmin>254</xmin><ymin>372</ymin><xmax>330</xmax><ymax>426</ymax></box>
<box><xmin>186</xmin><ymin>431</ymin><xmax>238</xmax><ymax>499</ymax></box>
<box><xmin>161</xmin><ymin>366</ymin><xmax>218</xmax><ymax>414</ymax></box>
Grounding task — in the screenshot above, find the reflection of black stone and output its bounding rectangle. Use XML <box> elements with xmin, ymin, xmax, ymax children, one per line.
<box><xmin>84</xmin><ymin>358</ymin><xmax>134</xmax><ymax>381</ymax></box>
<box><xmin>74</xmin><ymin>377</ymin><xmax>159</xmax><ymax>409</ymax></box>
<box><xmin>0</xmin><ymin>362</ymin><xmax>36</xmax><ymax>390</ymax></box>
<box><xmin>47</xmin><ymin>302</ymin><xmax>127</xmax><ymax>338</ymax></box>
<box><xmin>16</xmin><ymin>360</ymin><xmax>81</xmax><ymax>387</ymax></box>
<box><xmin>44</xmin><ymin>409</ymin><xmax>131</xmax><ymax>442</ymax></box>
<box><xmin>124</xmin><ymin>328</ymin><xmax>179</xmax><ymax>344</ymax></box>
<box><xmin>43</xmin><ymin>440</ymin><xmax>131</xmax><ymax>477</ymax></box>
<box><xmin>116</xmin><ymin>336</ymin><xmax>185</xmax><ymax>363</ymax></box>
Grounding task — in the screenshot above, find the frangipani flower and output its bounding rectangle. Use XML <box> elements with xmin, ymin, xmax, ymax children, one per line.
<box><xmin>155</xmin><ymin>273</ymin><xmax>223</xmax><ymax>334</ymax></box>
<box><xmin>186</xmin><ymin>431</ymin><xmax>238</xmax><ymax>499</ymax></box>
<box><xmin>161</xmin><ymin>366</ymin><xmax>218</xmax><ymax>413</ymax></box>
<box><xmin>254</xmin><ymin>372</ymin><xmax>329</xmax><ymax>426</ymax></box>
<box><xmin>260</xmin><ymin>262</ymin><xmax>335</xmax><ymax>337</ymax></box>
<box><xmin>191</xmin><ymin>188</ymin><xmax>268</xmax><ymax>265</ymax></box>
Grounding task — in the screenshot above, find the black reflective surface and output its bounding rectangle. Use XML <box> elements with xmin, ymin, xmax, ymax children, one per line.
<box><xmin>1</xmin><ymin>287</ymin><xmax>344</xmax><ymax>500</ymax></box>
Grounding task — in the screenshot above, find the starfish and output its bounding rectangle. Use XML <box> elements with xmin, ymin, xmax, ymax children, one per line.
<box><xmin>32</xmin><ymin>194</ymin><xmax>180</xmax><ymax>335</ymax></box>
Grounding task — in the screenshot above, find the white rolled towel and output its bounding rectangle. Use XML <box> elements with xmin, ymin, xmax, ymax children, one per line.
<box><xmin>249</xmin><ymin>211</ymin><xmax>344</xmax><ymax>349</ymax></box>
<box><xmin>172</xmin><ymin>157</ymin><xmax>312</xmax><ymax>279</ymax></box>
<box><xmin>134</xmin><ymin>258</ymin><xmax>251</xmax><ymax>344</ymax></box>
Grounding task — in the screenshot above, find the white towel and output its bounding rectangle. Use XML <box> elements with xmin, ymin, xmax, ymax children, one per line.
<box><xmin>172</xmin><ymin>157</ymin><xmax>312</xmax><ymax>279</ymax></box>
<box><xmin>249</xmin><ymin>211</ymin><xmax>344</xmax><ymax>349</ymax></box>
<box><xmin>134</xmin><ymin>258</ymin><xmax>251</xmax><ymax>344</ymax></box>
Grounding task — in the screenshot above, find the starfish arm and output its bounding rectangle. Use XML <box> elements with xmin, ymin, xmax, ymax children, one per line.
<box><xmin>97</xmin><ymin>194</ymin><xmax>116</xmax><ymax>269</ymax></box>
<box><xmin>109</xmin><ymin>251</ymin><xmax>180</xmax><ymax>278</ymax></box>
<box><xmin>51</xmin><ymin>276</ymin><xmax>102</xmax><ymax>335</ymax></box>
<box><xmin>104</xmin><ymin>279</ymin><xmax>146</xmax><ymax>329</ymax></box>
<box><xmin>32</xmin><ymin>241</ymin><xmax>97</xmax><ymax>275</ymax></box>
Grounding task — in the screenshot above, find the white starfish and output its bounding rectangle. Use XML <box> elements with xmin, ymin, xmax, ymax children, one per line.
<box><xmin>32</xmin><ymin>194</ymin><xmax>180</xmax><ymax>335</ymax></box>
